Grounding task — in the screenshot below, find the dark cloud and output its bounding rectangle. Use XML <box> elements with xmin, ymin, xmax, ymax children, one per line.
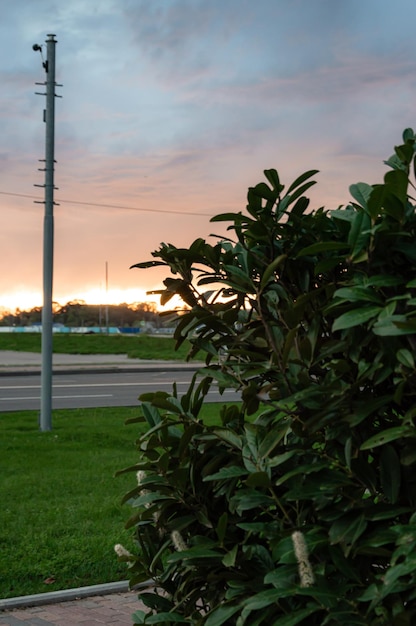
<box><xmin>122</xmin><ymin>0</ymin><xmax>254</xmax><ymax>85</ymax></box>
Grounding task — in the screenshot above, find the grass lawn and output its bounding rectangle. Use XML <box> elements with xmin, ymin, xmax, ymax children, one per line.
<box><xmin>0</xmin><ymin>333</ymin><xmax>192</xmax><ymax>360</ymax></box>
<box><xmin>0</xmin><ymin>403</ymin><xmax>225</xmax><ymax>599</ymax></box>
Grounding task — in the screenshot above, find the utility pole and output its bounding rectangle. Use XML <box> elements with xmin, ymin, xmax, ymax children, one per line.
<box><xmin>105</xmin><ymin>261</ymin><xmax>109</xmax><ymax>334</ymax></box>
<box><xmin>33</xmin><ymin>34</ymin><xmax>61</xmax><ymax>431</ymax></box>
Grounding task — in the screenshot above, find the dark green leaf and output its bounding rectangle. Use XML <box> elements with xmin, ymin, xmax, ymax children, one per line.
<box><xmin>222</xmin><ymin>545</ymin><xmax>238</xmax><ymax>568</ymax></box>
<box><xmin>230</xmin><ymin>491</ymin><xmax>274</xmax><ymax>513</ymax></box>
<box><xmin>368</xmin><ymin>184</ymin><xmax>405</xmax><ymax>221</ymax></box>
<box><xmin>395</xmin><ymin>319</ymin><xmax>416</xmax><ymax>333</ymax></box>
<box><xmin>329</xmin><ymin>514</ymin><xmax>367</xmax><ymax>546</ymax></box>
<box><xmin>286</xmin><ymin>169</ymin><xmax>319</xmax><ymax>193</ymax></box>
<box><xmin>144</xmin><ymin>612</ymin><xmax>190</xmax><ymax>623</ymax></box>
<box><xmin>373</xmin><ymin>315</ymin><xmax>409</xmax><ymax>336</ymax></box>
<box><xmin>130</xmin><ymin>260</ymin><xmax>167</xmax><ymax>269</ymax></box>
<box><xmin>396</xmin><ymin>348</ymin><xmax>415</xmax><ymax>369</ymax></box>
<box><xmin>203</xmin><ymin>466</ymin><xmax>248</xmax><ymax>481</ymax></box>
<box><xmin>360</xmin><ymin>426</ymin><xmax>413</xmax><ymax>450</ymax></box>
<box><xmin>333</xmin><ymin>286</ymin><xmax>382</xmax><ymax>305</ymax></box>
<box><xmin>261</xmin><ymin>254</ymin><xmax>287</xmax><ymax>287</ymax></box>
<box><xmin>245</xmin><ymin>471</ymin><xmax>271</xmax><ymax>488</ymax></box>
<box><xmin>296</xmin><ymin>241</ymin><xmax>349</xmax><ymax>257</ymax></box>
<box><xmin>258</xmin><ymin>430</ymin><xmax>291</xmax><ymax>459</ymax></box>
<box><xmin>168</xmin><ymin>547</ymin><xmax>223</xmax><ymax>562</ymax></box>
<box><xmin>205</xmin><ymin>604</ymin><xmax>241</xmax><ymax>626</ymax></box>
<box><xmin>380</xmin><ymin>445</ymin><xmax>401</xmax><ymax>504</ymax></box>
<box><xmin>332</xmin><ymin>306</ymin><xmax>382</xmax><ymax>331</ymax></box>
<box><xmin>349</xmin><ymin>182</ymin><xmax>373</xmax><ymax>210</ymax></box>
<box><xmin>139</xmin><ymin>593</ymin><xmax>174</xmax><ymax>611</ymax></box>
<box><xmin>403</xmin><ymin>128</ymin><xmax>415</xmax><ymax>141</ymax></box>
<box><xmin>131</xmin><ymin>610</ymin><xmax>147</xmax><ymax>624</ymax></box>
<box><xmin>263</xmin><ymin>168</ymin><xmax>283</xmax><ymax>191</ymax></box>
<box><xmin>384</xmin><ymin>168</ymin><xmax>408</xmax><ymax>204</ymax></box>
<box><xmin>216</xmin><ymin>512</ymin><xmax>228</xmax><ymax>543</ymax></box>
<box><xmin>241</xmin><ymin>588</ymin><xmax>285</xmax><ymax>611</ymax></box>
<box><xmin>366</xmin><ymin>275</ymin><xmax>403</xmax><ymax>287</ymax></box>
<box><xmin>212</xmin><ymin>429</ymin><xmax>243</xmax><ymax>450</ymax></box>
<box><xmin>284</xmin><ymin>179</ymin><xmax>317</xmax><ymax>205</ymax></box>
<box><xmin>252</xmin><ymin>182</ymin><xmax>276</xmax><ymax>202</ymax></box>
<box><xmin>348</xmin><ymin>210</ymin><xmax>371</xmax><ymax>256</ymax></box>
<box><xmin>266</xmin><ymin>606</ymin><xmax>322</xmax><ymax>625</ymax></box>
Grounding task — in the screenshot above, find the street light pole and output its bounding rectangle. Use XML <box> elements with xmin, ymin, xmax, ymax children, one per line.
<box><xmin>105</xmin><ymin>261</ymin><xmax>109</xmax><ymax>334</ymax></box>
<box><xmin>34</xmin><ymin>34</ymin><xmax>61</xmax><ymax>431</ymax></box>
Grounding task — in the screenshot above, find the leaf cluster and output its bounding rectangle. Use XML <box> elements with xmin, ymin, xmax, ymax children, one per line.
<box><xmin>120</xmin><ymin>130</ymin><xmax>416</xmax><ymax>624</ymax></box>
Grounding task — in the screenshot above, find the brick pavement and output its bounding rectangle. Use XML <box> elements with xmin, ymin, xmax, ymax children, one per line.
<box><xmin>0</xmin><ymin>591</ymin><xmax>147</xmax><ymax>625</ymax></box>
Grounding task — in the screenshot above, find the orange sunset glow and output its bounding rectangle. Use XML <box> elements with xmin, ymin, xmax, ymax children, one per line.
<box><xmin>0</xmin><ymin>288</ymin><xmax>184</xmax><ymax>315</ymax></box>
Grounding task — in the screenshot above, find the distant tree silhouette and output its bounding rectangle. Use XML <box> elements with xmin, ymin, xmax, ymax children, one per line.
<box><xmin>0</xmin><ymin>301</ymin><xmax>162</xmax><ymax>328</ymax></box>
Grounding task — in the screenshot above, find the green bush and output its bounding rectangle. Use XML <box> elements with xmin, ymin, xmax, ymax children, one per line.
<box><xmin>118</xmin><ymin>130</ymin><xmax>416</xmax><ymax>625</ymax></box>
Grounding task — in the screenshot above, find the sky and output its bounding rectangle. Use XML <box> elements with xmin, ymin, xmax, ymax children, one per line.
<box><xmin>1</xmin><ymin>0</ymin><xmax>416</xmax><ymax>312</ymax></box>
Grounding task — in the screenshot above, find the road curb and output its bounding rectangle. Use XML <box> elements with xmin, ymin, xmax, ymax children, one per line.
<box><xmin>0</xmin><ymin>581</ymin><xmax>133</xmax><ymax>611</ymax></box>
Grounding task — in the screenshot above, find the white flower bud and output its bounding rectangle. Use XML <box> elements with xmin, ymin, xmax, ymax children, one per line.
<box><xmin>291</xmin><ymin>531</ymin><xmax>315</xmax><ymax>587</ymax></box>
<box><xmin>114</xmin><ymin>543</ymin><xmax>133</xmax><ymax>558</ymax></box>
<box><xmin>136</xmin><ymin>470</ymin><xmax>147</xmax><ymax>486</ymax></box>
<box><xmin>171</xmin><ymin>530</ymin><xmax>187</xmax><ymax>552</ymax></box>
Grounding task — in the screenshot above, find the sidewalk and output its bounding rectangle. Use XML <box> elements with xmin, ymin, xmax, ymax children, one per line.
<box><xmin>0</xmin><ymin>587</ymin><xmax>147</xmax><ymax>625</ymax></box>
<box><xmin>0</xmin><ymin>350</ymin><xmax>202</xmax><ymax>376</ymax></box>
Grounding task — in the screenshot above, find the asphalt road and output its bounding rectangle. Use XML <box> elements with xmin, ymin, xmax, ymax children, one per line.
<box><xmin>0</xmin><ymin>369</ymin><xmax>240</xmax><ymax>411</ymax></box>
